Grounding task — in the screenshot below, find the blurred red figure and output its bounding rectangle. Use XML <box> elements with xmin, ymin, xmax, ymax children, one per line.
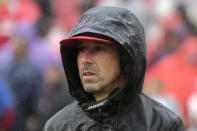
<box><xmin>145</xmin><ymin>35</ymin><xmax>197</xmax><ymax>125</ymax></box>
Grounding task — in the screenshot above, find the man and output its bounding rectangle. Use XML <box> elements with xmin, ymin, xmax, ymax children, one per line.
<box><xmin>4</xmin><ymin>35</ymin><xmax>43</xmax><ymax>131</ymax></box>
<box><xmin>44</xmin><ymin>7</ymin><xmax>185</xmax><ymax>130</ymax></box>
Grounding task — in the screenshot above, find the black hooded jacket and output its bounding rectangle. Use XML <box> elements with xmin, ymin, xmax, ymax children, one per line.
<box><xmin>43</xmin><ymin>7</ymin><xmax>185</xmax><ymax>131</ymax></box>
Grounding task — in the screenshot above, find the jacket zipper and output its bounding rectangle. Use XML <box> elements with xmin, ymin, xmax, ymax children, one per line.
<box><xmin>98</xmin><ymin>108</ymin><xmax>102</xmax><ymax>131</ymax></box>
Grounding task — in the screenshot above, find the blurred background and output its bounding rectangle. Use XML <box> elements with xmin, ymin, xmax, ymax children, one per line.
<box><xmin>0</xmin><ymin>0</ymin><xmax>197</xmax><ymax>130</ymax></box>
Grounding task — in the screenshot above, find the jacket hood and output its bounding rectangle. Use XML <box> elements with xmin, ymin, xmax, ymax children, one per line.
<box><xmin>60</xmin><ymin>7</ymin><xmax>146</xmax><ymax>108</ymax></box>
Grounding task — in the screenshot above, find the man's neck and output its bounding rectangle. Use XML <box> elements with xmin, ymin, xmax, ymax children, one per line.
<box><xmin>94</xmin><ymin>93</ymin><xmax>109</xmax><ymax>101</ymax></box>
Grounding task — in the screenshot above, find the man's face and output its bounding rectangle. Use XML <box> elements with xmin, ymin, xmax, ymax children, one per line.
<box><xmin>77</xmin><ymin>40</ymin><xmax>122</xmax><ymax>96</ymax></box>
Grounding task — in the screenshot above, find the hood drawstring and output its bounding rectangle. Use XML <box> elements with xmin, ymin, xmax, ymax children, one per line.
<box><xmin>116</xmin><ymin>91</ymin><xmax>124</xmax><ymax>131</ymax></box>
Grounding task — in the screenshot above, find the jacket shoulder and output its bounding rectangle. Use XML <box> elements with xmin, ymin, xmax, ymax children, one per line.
<box><xmin>43</xmin><ymin>101</ymin><xmax>83</xmax><ymax>131</ymax></box>
<box><xmin>140</xmin><ymin>93</ymin><xmax>185</xmax><ymax>131</ymax></box>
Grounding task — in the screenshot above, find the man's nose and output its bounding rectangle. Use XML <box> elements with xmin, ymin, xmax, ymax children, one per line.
<box><xmin>80</xmin><ymin>49</ymin><xmax>93</xmax><ymax>65</ymax></box>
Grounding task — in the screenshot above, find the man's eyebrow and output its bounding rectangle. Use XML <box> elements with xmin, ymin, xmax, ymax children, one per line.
<box><xmin>95</xmin><ymin>41</ymin><xmax>107</xmax><ymax>45</ymax></box>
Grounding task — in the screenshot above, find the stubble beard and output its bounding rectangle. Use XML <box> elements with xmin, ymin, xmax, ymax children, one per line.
<box><xmin>79</xmin><ymin>65</ymin><xmax>122</xmax><ymax>96</ymax></box>
<box><xmin>81</xmin><ymin>76</ymin><xmax>106</xmax><ymax>94</ymax></box>
<box><xmin>79</xmin><ymin>64</ymin><xmax>105</xmax><ymax>94</ymax></box>
<box><xmin>81</xmin><ymin>71</ymin><xmax>122</xmax><ymax>96</ymax></box>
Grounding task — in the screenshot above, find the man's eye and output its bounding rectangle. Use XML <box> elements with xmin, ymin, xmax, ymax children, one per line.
<box><xmin>78</xmin><ymin>46</ymin><xmax>85</xmax><ymax>52</ymax></box>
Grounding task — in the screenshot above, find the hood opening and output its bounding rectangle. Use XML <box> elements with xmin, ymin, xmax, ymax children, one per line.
<box><xmin>60</xmin><ymin>40</ymin><xmax>140</xmax><ymax>104</ymax></box>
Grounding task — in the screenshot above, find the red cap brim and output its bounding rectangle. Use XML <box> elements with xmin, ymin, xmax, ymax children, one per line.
<box><xmin>60</xmin><ymin>36</ymin><xmax>113</xmax><ymax>47</ymax></box>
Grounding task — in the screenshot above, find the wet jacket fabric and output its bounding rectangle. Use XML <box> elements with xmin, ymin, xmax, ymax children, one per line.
<box><xmin>44</xmin><ymin>7</ymin><xmax>185</xmax><ymax>131</ymax></box>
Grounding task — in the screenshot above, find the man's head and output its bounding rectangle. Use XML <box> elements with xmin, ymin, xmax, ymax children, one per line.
<box><xmin>12</xmin><ymin>35</ymin><xmax>28</xmax><ymax>59</ymax></box>
<box><xmin>60</xmin><ymin>7</ymin><xmax>146</xmax><ymax>104</ymax></box>
<box><xmin>77</xmin><ymin>40</ymin><xmax>124</xmax><ymax>101</ymax></box>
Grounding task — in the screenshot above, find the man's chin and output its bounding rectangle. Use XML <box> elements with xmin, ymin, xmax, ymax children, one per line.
<box><xmin>83</xmin><ymin>84</ymin><xmax>101</xmax><ymax>94</ymax></box>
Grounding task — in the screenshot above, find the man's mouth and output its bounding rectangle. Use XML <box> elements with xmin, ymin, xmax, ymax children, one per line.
<box><xmin>82</xmin><ymin>71</ymin><xmax>97</xmax><ymax>79</ymax></box>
